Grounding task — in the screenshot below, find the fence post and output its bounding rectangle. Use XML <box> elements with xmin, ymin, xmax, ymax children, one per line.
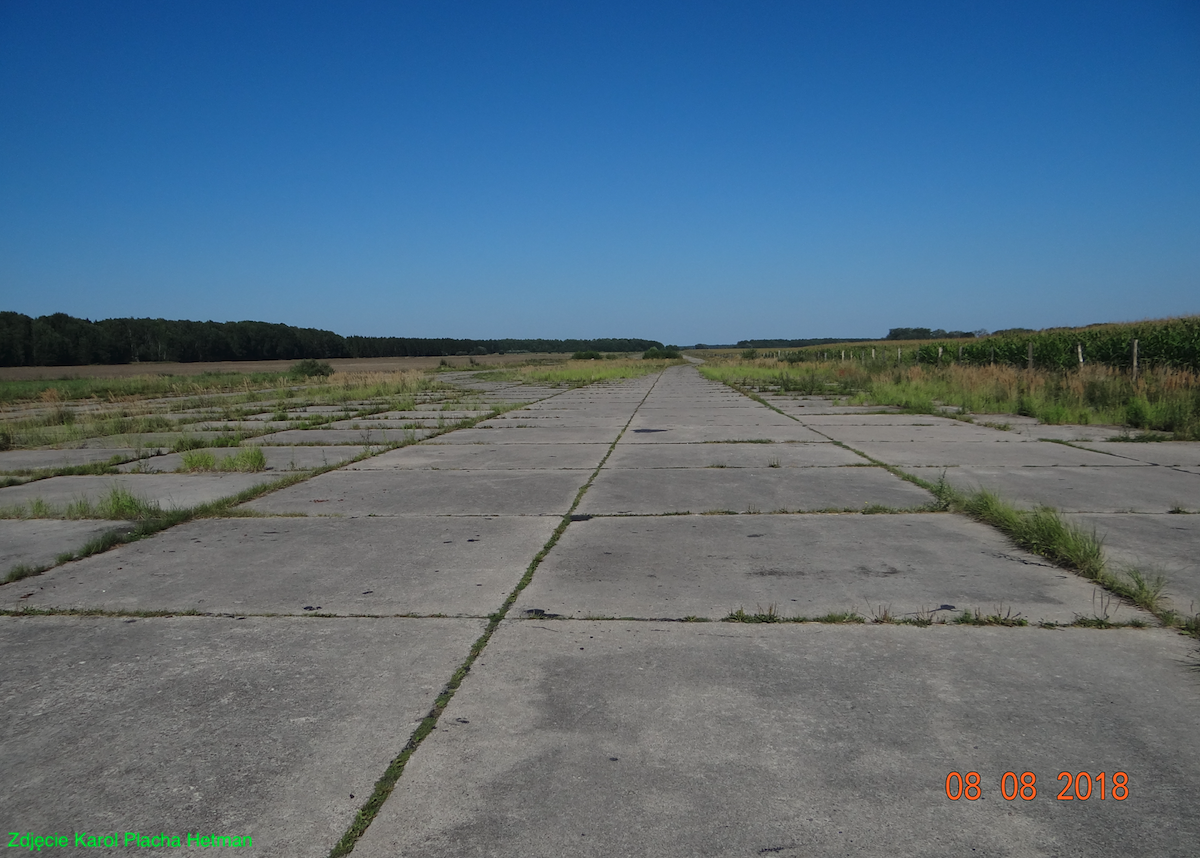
<box><xmin>958</xmin><ymin>344</ymin><xmax>963</xmax><ymax>362</ymax></box>
<box><xmin>1027</xmin><ymin>341</ymin><xmax>1034</xmax><ymax>370</ymax></box>
<box><xmin>1077</xmin><ymin>342</ymin><xmax>1083</xmax><ymax>369</ymax></box>
<box><xmin>989</xmin><ymin>345</ymin><xmax>994</xmax><ymax>365</ymax></box>
<box><xmin>1132</xmin><ymin>339</ymin><xmax>1139</xmax><ymax>382</ymax></box>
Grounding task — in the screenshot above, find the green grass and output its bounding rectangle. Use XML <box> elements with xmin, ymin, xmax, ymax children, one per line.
<box><xmin>0</xmin><ymin>485</ymin><xmax>164</xmax><ymax>521</ymax></box>
<box><xmin>0</xmin><ymin>457</ymin><xmax>129</xmax><ymax>479</ymax></box>
<box><xmin>178</xmin><ymin>447</ymin><xmax>267</xmax><ymax>473</ymax></box>
<box><xmin>916</xmin><ymin>476</ymin><xmax>1196</xmax><ymax>636</ymax></box>
<box><xmin>699</xmin><ymin>352</ymin><xmax>1200</xmax><ymax>438</ymax></box>
<box><xmin>477</xmin><ymin>358</ymin><xmax>676</xmax><ymax>386</ymax></box>
<box><xmin>3</xmin><ymin>562</ymin><xmax>48</xmax><ymax>584</ymax></box>
<box><xmin>179</xmin><ymin>449</ymin><xmax>217</xmax><ymax>471</ymax></box>
<box><xmin>0</xmin><ymin>371</ymin><xmax>291</xmax><ymax>405</ymax></box>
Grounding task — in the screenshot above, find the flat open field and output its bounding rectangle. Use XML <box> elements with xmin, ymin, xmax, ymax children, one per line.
<box><xmin>0</xmin><ymin>352</ymin><xmax>575</xmax><ymax>381</ymax></box>
<box><xmin>2</xmin><ymin>361</ymin><xmax>1198</xmax><ymax>857</ymax></box>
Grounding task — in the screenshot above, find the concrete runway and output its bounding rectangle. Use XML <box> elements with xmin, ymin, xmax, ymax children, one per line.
<box><xmin>3</xmin><ymin>365</ymin><xmax>1198</xmax><ymax>857</ymax></box>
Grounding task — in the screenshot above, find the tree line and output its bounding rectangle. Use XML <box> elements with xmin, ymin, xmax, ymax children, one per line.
<box><xmin>0</xmin><ymin>312</ymin><xmax>663</xmax><ymax>367</ymax></box>
<box><xmin>885</xmin><ymin>327</ymin><xmax>979</xmax><ymax>340</ymax></box>
<box><xmin>734</xmin><ymin>337</ymin><xmax>875</xmax><ymax>349</ymax></box>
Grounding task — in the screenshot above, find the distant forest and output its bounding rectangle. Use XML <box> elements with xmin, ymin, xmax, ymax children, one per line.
<box><xmin>0</xmin><ymin>312</ymin><xmax>664</xmax><ymax>367</ymax></box>
<box><xmin>732</xmin><ymin>337</ymin><xmax>875</xmax><ymax>349</ymax></box>
<box><xmin>885</xmin><ymin>327</ymin><xmax>979</xmax><ymax>340</ymax></box>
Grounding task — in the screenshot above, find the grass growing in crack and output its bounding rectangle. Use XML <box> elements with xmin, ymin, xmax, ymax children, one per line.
<box><xmin>4</xmin><ymin>563</ymin><xmax>48</xmax><ymax>584</ymax></box>
<box><xmin>0</xmin><ymin>486</ymin><xmax>164</xmax><ymax>521</ymax></box>
<box><xmin>952</xmin><ymin>608</ymin><xmax>1029</xmax><ymax>627</ymax></box>
<box><xmin>917</xmin><ymin>473</ymin><xmax>1109</xmax><ymax>577</ymax></box>
<box><xmin>179</xmin><ymin>446</ymin><xmax>267</xmax><ymax>473</ymax></box>
<box><xmin>916</xmin><ymin>474</ymin><xmax>1196</xmax><ymax>636</ymax></box>
<box><xmin>0</xmin><ymin>457</ymin><xmax>129</xmax><ymax>480</ymax></box>
<box><xmin>723</xmin><ymin>608</ymin><xmax>868</xmax><ymax>624</ymax></box>
<box><xmin>959</xmin><ymin>491</ymin><xmax>1106</xmax><ymax>579</ymax></box>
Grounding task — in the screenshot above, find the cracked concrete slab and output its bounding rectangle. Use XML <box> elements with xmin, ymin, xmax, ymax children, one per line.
<box><xmin>578</xmin><ymin>467</ymin><xmax>932</xmax><ymax>515</ymax></box>
<box><xmin>603</xmin><ymin>442</ymin><xmax>867</xmax><ymax>469</ymax></box>
<box><xmin>0</xmin><ymin>615</ymin><xmax>484</xmax><ymax>858</ymax></box>
<box><xmin>942</xmin><ymin>465</ymin><xmax>1200</xmax><ymax>513</ymax></box>
<box><xmin>0</xmin><ymin>519</ymin><xmax>128</xmax><ymax>573</ymax></box>
<box><xmin>353</xmin><ymin>621</ymin><xmax>1200</xmax><ymax>858</ymax></box>
<box><xmin>347</xmin><ymin>443</ymin><xmax>609</xmax><ymax>471</ymax></box>
<box><xmin>846</xmin><ymin>440</ymin><xmax>1136</xmax><ymax>468</ymax></box>
<box><xmin>772</xmin><ymin>412</ymin><xmax>930</xmax><ymax>425</ymax></box>
<box><xmin>1072</xmin><ymin>442</ymin><xmax>1200</xmax><ymax>467</ymax></box>
<box><xmin>629</xmin><ymin>411</ymin><xmax>800</xmax><ymax>428</ymax></box>
<box><xmin>1064</xmin><ymin>512</ymin><xmax>1200</xmax><ymax>606</ymax></box>
<box><xmin>426</xmin><ymin>426</ymin><xmax>621</xmax><ymax>444</ymax></box>
<box><xmin>0</xmin><ymin>448</ymin><xmax>140</xmax><ymax>472</ymax></box>
<box><xmin>2</xmin><ymin>516</ymin><xmax>557</xmax><ymax>615</ymax></box>
<box><xmin>515</xmin><ymin>513</ymin><xmax>1109</xmax><ymax>622</ymax></box>
<box><xmin>250</xmin><ymin>428</ymin><xmax>435</xmax><ymax>445</ymax></box>
<box><xmin>115</xmin><ymin>446</ymin><xmax>381</xmax><ymax>473</ymax></box>
<box><xmin>0</xmin><ymin>473</ymin><xmax>281</xmax><ymax>513</ymax></box>
<box><xmin>620</xmin><ymin>424</ymin><xmax>829</xmax><ymax>443</ymax></box>
<box><xmin>813</xmin><ymin>423</ymin><xmax>1030</xmax><ymax>444</ymax></box>
<box><xmin>244</xmin><ymin>469</ymin><xmax>586</xmax><ymax>516</ymax></box>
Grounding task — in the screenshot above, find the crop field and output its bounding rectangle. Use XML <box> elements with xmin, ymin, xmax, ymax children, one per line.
<box><xmin>698</xmin><ymin>346</ymin><xmax>1200</xmax><ymax>440</ymax></box>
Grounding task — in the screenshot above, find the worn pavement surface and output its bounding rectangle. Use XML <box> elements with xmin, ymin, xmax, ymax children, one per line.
<box><xmin>3</xmin><ymin>365</ymin><xmax>1198</xmax><ymax>857</ymax></box>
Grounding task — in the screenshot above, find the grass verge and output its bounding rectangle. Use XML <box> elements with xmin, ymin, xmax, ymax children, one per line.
<box><xmin>919</xmin><ymin>475</ymin><xmax>1195</xmax><ymax>636</ymax></box>
<box><xmin>704</xmin><ymin>367</ymin><xmax>1199</xmax><ymax>639</ymax></box>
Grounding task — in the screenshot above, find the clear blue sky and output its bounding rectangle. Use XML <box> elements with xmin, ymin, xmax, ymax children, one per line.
<box><xmin>2</xmin><ymin>1</ymin><xmax>1198</xmax><ymax>345</ymax></box>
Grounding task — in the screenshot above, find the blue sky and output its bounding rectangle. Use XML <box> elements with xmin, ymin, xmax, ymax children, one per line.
<box><xmin>2</xmin><ymin>1</ymin><xmax>1198</xmax><ymax>345</ymax></box>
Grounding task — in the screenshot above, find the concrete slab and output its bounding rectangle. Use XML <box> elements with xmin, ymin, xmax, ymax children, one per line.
<box><xmin>1074</xmin><ymin>441</ymin><xmax>1200</xmax><ymax>467</ymax></box>
<box><xmin>519</xmin><ymin>403</ymin><xmax>640</xmax><ymax>416</ymax></box>
<box><xmin>578</xmin><ymin>467</ymin><xmax>933</xmax><ymax>515</ymax></box>
<box><xmin>377</xmin><ymin>410</ymin><xmax>493</xmax><ymax>420</ymax></box>
<box><xmin>354</xmin><ymin>622</ymin><xmax>1200</xmax><ymax>858</ymax></box>
<box><xmin>324</xmin><ymin>418</ymin><xmax>448</xmax><ymax>430</ymax></box>
<box><xmin>620</xmin><ymin>425</ymin><xmax>828</xmax><ymax>443</ymax></box>
<box><xmin>943</xmin><ymin>465</ymin><xmax>1200</xmax><ymax>513</ymax></box>
<box><xmin>1064</xmin><ymin>512</ymin><xmax>1200</xmax><ymax>606</ymax></box>
<box><xmin>0</xmin><ymin>615</ymin><xmax>484</xmax><ymax>857</ymax></box>
<box><xmin>631</xmin><ymin>407</ymin><xmax>796</xmax><ymax>422</ymax></box>
<box><xmin>1019</xmin><ymin>424</ymin><xmax>1128</xmax><ymax>442</ymax></box>
<box><xmin>814</xmin><ymin>423</ymin><xmax>1027</xmax><ymax>444</ymax></box>
<box><xmin>0</xmin><ymin>473</ymin><xmax>280</xmax><ymax>513</ymax></box>
<box><xmin>784</xmin><ymin>405</ymin><xmax>906</xmax><ymax>414</ymax></box>
<box><xmin>792</xmin><ymin>414</ymin><xmax>1009</xmax><ymax>426</ymax></box>
<box><xmin>250</xmin><ymin>428</ymin><xmax>434</xmax><ymax>445</ymax></box>
<box><xmin>604</xmin><ymin>442</ymin><xmax>867</xmax><ymax>469</ymax></box>
<box><xmin>847</xmin><ymin>440</ymin><xmax>1134</xmax><ymax>468</ymax></box>
<box><xmin>245</xmin><ymin>469</ymin><xmax>585</xmax><ymax>516</ymax></box>
<box><xmin>515</xmin><ymin>513</ymin><xmax>1107</xmax><ymax>622</ymax></box>
<box><xmin>381</xmin><ymin>412</ymin><xmax>494</xmax><ymax>420</ymax></box>
<box><xmin>65</xmin><ymin>432</ymin><xmax>237</xmax><ymax>450</ymax></box>
<box><xmin>0</xmin><ymin>519</ymin><xmax>125</xmax><ymax>573</ymax></box>
<box><xmin>0</xmin><ymin>448</ymin><xmax>140</xmax><ymax>472</ymax></box>
<box><xmin>192</xmin><ymin>420</ymin><xmax>294</xmax><ymax>432</ymax></box>
<box><xmin>116</xmin><ymin>446</ymin><xmax>380</xmax><ymax>473</ymax></box>
<box><xmin>479</xmin><ymin>415</ymin><xmax>630</xmax><ymax>428</ymax></box>
<box><xmin>3</xmin><ymin>516</ymin><xmax>557</xmax><ymax>615</ymax></box>
<box><xmin>347</xmin><ymin>443</ymin><xmax>609</xmax><ymax>471</ymax></box>
<box><xmin>427</xmin><ymin>427</ymin><xmax>620</xmax><ymax>445</ymax></box>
